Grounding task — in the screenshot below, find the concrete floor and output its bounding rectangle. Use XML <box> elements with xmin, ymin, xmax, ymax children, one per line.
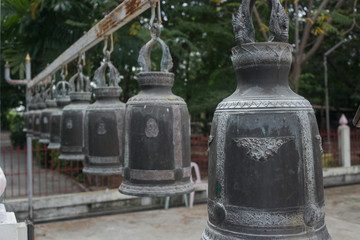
<box><xmin>35</xmin><ymin>184</ymin><xmax>360</xmax><ymax>240</ymax></box>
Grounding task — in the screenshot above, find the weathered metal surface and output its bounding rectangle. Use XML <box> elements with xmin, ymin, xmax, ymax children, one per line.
<box><xmin>119</xmin><ymin>15</ymin><xmax>193</xmax><ymax>196</ymax></box>
<box><xmin>119</xmin><ymin>72</ymin><xmax>193</xmax><ymax>197</ymax></box>
<box><xmin>58</xmin><ymin>69</ymin><xmax>91</xmax><ymax>161</ymax></box>
<box><xmin>83</xmin><ymin>53</ymin><xmax>125</xmax><ymax>175</ymax></box>
<box><xmin>202</xmin><ymin>1</ymin><xmax>330</xmax><ymax>239</ymax></box>
<box><xmin>48</xmin><ymin>82</ymin><xmax>71</xmax><ymax>149</ymax></box>
<box><xmin>28</xmin><ymin>0</ymin><xmax>158</xmax><ymax>89</ymax></box>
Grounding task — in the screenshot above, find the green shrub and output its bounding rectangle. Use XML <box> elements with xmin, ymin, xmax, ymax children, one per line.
<box><xmin>6</xmin><ymin>110</ymin><xmax>26</xmax><ymax>149</ymax></box>
<box><xmin>322</xmin><ymin>153</ymin><xmax>338</xmax><ymax>168</ymax></box>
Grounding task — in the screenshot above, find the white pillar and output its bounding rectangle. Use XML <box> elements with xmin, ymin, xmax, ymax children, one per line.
<box><xmin>338</xmin><ymin>114</ymin><xmax>351</xmax><ymax>167</ymax></box>
<box><xmin>0</xmin><ymin>168</ymin><xmax>27</xmax><ymax>240</ymax></box>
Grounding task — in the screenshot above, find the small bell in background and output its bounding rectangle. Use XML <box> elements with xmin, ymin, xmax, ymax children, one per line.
<box><xmin>58</xmin><ymin>64</ymin><xmax>91</xmax><ymax>161</ymax></box>
<box><xmin>39</xmin><ymin>78</ymin><xmax>57</xmax><ymax>144</ymax></box>
<box><xmin>119</xmin><ymin>2</ymin><xmax>194</xmax><ymax>197</ymax></box>
<box><xmin>83</xmin><ymin>39</ymin><xmax>126</xmax><ymax>176</ymax></box>
<box><xmin>48</xmin><ymin>78</ymin><xmax>71</xmax><ymax>149</ymax></box>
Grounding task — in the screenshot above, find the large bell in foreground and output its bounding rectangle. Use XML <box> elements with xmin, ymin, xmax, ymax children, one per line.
<box><xmin>48</xmin><ymin>81</ymin><xmax>71</xmax><ymax>149</ymax></box>
<box><xmin>202</xmin><ymin>1</ymin><xmax>331</xmax><ymax>239</ymax></box>
<box><xmin>119</xmin><ymin>29</ymin><xmax>193</xmax><ymax>196</ymax></box>
<box><xmin>83</xmin><ymin>53</ymin><xmax>125</xmax><ymax>175</ymax></box>
<box><xmin>58</xmin><ymin>66</ymin><xmax>91</xmax><ymax>161</ymax></box>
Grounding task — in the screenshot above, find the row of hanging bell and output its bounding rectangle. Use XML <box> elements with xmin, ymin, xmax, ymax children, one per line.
<box><xmin>83</xmin><ymin>43</ymin><xmax>125</xmax><ymax>175</ymax></box>
<box><xmin>119</xmin><ymin>12</ymin><xmax>194</xmax><ymax>196</ymax></box>
<box><xmin>58</xmin><ymin>64</ymin><xmax>91</xmax><ymax>161</ymax></box>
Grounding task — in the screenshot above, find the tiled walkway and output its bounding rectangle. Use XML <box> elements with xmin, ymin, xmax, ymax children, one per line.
<box><xmin>35</xmin><ymin>184</ymin><xmax>360</xmax><ymax>240</ymax></box>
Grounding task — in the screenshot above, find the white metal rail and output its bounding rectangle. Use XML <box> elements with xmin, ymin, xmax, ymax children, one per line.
<box><xmin>27</xmin><ymin>0</ymin><xmax>158</xmax><ymax>88</ymax></box>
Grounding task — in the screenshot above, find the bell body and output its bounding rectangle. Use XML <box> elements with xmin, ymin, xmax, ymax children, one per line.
<box><xmin>119</xmin><ymin>72</ymin><xmax>194</xmax><ymax>197</ymax></box>
<box><xmin>48</xmin><ymin>96</ymin><xmax>71</xmax><ymax>149</ymax></box>
<box><xmin>83</xmin><ymin>87</ymin><xmax>125</xmax><ymax>175</ymax></box>
<box><xmin>32</xmin><ymin>100</ymin><xmax>46</xmax><ymax>140</ymax></box>
<box><xmin>39</xmin><ymin>99</ymin><xmax>57</xmax><ymax>144</ymax></box>
<box><xmin>58</xmin><ymin>92</ymin><xmax>91</xmax><ymax>161</ymax></box>
<box><xmin>202</xmin><ymin>43</ymin><xmax>331</xmax><ymax>240</ymax></box>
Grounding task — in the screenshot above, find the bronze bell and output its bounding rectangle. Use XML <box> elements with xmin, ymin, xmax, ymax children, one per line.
<box><xmin>83</xmin><ymin>50</ymin><xmax>125</xmax><ymax>175</ymax></box>
<box><xmin>202</xmin><ymin>1</ymin><xmax>331</xmax><ymax>239</ymax></box>
<box><xmin>32</xmin><ymin>89</ymin><xmax>46</xmax><ymax>140</ymax></box>
<box><xmin>48</xmin><ymin>81</ymin><xmax>71</xmax><ymax>149</ymax></box>
<box><xmin>119</xmin><ymin>21</ymin><xmax>194</xmax><ymax>196</ymax></box>
<box><xmin>58</xmin><ymin>65</ymin><xmax>91</xmax><ymax>161</ymax></box>
<box><xmin>39</xmin><ymin>83</ymin><xmax>57</xmax><ymax>144</ymax></box>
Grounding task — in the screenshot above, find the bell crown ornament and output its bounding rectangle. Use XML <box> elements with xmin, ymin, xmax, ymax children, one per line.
<box><xmin>68</xmin><ymin>60</ymin><xmax>92</xmax><ymax>102</ymax></box>
<box><xmin>202</xmin><ymin>1</ymin><xmax>331</xmax><ymax>240</ymax></box>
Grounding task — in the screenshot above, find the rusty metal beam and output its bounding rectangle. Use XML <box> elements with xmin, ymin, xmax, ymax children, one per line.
<box><xmin>28</xmin><ymin>0</ymin><xmax>157</xmax><ymax>89</ymax></box>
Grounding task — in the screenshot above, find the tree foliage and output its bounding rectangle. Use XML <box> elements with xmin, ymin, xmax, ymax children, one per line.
<box><xmin>1</xmin><ymin>0</ymin><xmax>359</xmax><ymax>131</ymax></box>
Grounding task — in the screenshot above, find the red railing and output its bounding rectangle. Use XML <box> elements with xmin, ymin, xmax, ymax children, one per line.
<box><xmin>1</xmin><ymin>131</ymin><xmax>360</xmax><ymax>199</ymax></box>
<box><xmin>1</xmin><ymin>144</ymin><xmax>121</xmax><ymax>199</ymax></box>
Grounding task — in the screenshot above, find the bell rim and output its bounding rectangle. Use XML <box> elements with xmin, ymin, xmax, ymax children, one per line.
<box><xmin>201</xmin><ymin>220</ymin><xmax>332</xmax><ymax>240</ymax></box>
<box><xmin>47</xmin><ymin>143</ymin><xmax>60</xmax><ymax>149</ymax></box>
<box><xmin>119</xmin><ymin>181</ymin><xmax>194</xmax><ymax>197</ymax></box>
<box><xmin>58</xmin><ymin>153</ymin><xmax>85</xmax><ymax>162</ymax></box>
<box><xmin>82</xmin><ymin>166</ymin><xmax>123</xmax><ymax>176</ymax></box>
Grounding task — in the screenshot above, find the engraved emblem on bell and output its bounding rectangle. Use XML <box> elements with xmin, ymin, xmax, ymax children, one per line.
<box><xmin>145</xmin><ymin>118</ymin><xmax>159</xmax><ymax>138</ymax></box>
<box><xmin>59</xmin><ymin>63</ymin><xmax>91</xmax><ymax>161</ymax></box>
<box><xmin>83</xmin><ymin>40</ymin><xmax>125</xmax><ymax>176</ymax></box>
<box><xmin>233</xmin><ymin>137</ymin><xmax>293</xmax><ymax>162</ymax></box>
<box><xmin>96</xmin><ymin>120</ymin><xmax>107</xmax><ymax>135</ymax></box>
<box><xmin>66</xmin><ymin>119</ymin><xmax>73</xmax><ymax>129</ymax></box>
<box><xmin>119</xmin><ymin>3</ymin><xmax>194</xmax><ymax>197</ymax></box>
<box><xmin>202</xmin><ymin>0</ymin><xmax>331</xmax><ymax>239</ymax></box>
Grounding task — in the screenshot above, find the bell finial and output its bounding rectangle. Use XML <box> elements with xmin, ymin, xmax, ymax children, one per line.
<box><xmin>137</xmin><ymin>1</ymin><xmax>173</xmax><ymax>72</ymax></box>
<box><xmin>93</xmin><ymin>34</ymin><xmax>120</xmax><ymax>88</ymax></box>
<box><xmin>232</xmin><ymin>0</ymin><xmax>289</xmax><ymax>45</ymax></box>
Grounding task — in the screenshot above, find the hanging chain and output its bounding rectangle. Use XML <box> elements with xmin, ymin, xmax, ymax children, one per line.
<box><xmin>149</xmin><ymin>1</ymin><xmax>162</xmax><ymax>39</ymax></box>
